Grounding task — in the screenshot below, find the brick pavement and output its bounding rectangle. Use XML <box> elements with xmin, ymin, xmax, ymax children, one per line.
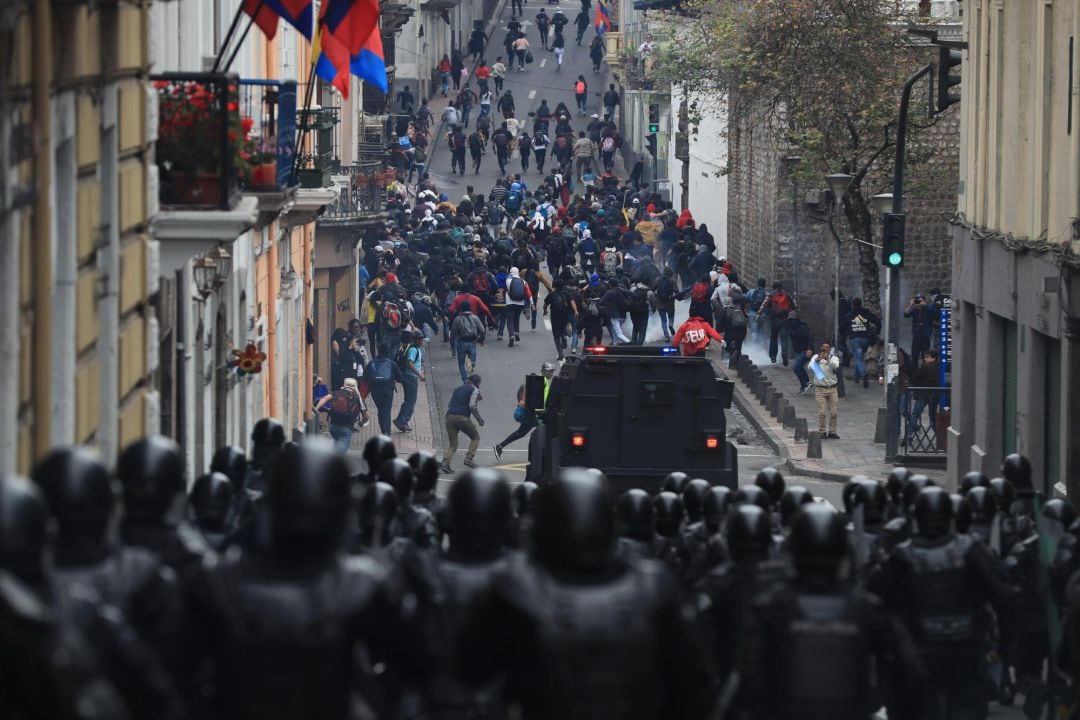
<box><xmin>716</xmin><ymin>351</ymin><xmax>947</xmax><ymax>485</ymax></box>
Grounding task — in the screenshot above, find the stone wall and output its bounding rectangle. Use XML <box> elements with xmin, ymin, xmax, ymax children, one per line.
<box><xmin>725</xmin><ymin>90</ymin><xmax>959</xmax><ymax>343</ymax></box>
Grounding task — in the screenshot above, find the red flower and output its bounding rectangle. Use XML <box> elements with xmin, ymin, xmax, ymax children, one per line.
<box><xmin>241</xmin><ymin>117</ymin><xmax>254</xmax><ymax>135</ymax></box>
<box><xmin>227</xmin><ymin>101</ymin><xmax>238</xmax><ymax>113</ymax></box>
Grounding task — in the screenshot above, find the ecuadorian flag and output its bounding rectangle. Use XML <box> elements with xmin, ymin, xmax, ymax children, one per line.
<box><xmin>313</xmin><ymin>0</ymin><xmax>387</xmax><ymax>98</ymax></box>
<box><xmin>595</xmin><ymin>0</ymin><xmax>611</xmax><ymax>35</ymax></box>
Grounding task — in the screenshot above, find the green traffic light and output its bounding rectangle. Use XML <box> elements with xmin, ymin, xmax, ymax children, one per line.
<box><xmin>887</xmin><ymin>252</ymin><xmax>903</xmax><ymax>266</ymax></box>
<box><xmin>648</xmin><ymin>124</ymin><xmax>659</xmax><ymax>133</ymax></box>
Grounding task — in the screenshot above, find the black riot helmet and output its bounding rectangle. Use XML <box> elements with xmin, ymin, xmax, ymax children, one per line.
<box><xmin>842</xmin><ymin>476</ymin><xmax>871</xmax><ymax>514</ymax></box>
<box><xmin>989</xmin><ymin>477</ymin><xmax>1016</xmax><ymax>513</ymax></box>
<box><xmin>210</xmin><ymin>445</ymin><xmax>248</xmax><ymax>495</ymax></box>
<box><xmin>754</xmin><ymin>467</ymin><xmax>786</xmax><ymax>505</ymax></box>
<box><xmin>653</xmin><ymin>491</ymin><xmax>685</xmax><ymax>538</ymax></box>
<box><xmin>0</xmin><ymin>474</ymin><xmax>51</xmax><ymax>587</ymax></box>
<box><xmin>1001</xmin><ymin>453</ymin><xmax>1034</xmax><ymax>492</ymax></box>
<box><xmin>189</xmin><ymin>472</ymin><xmax>233</xmax><ymax>531</ymax></box>
<box><xmin>31</xmin><ymin>446</ymin><xmax>114</xmax><ymax>548</ymax></box>
<box><xmin>951</xmin><ymin>493</ymin><xmax>973</xmax><ymax>534</ymax></box>
<box><xmin>377</xmin><ymin>458</ymin><xmax>415</xmax><ymax>504</ymax></box>
<box><xmin>1044</xmin><ymin>498</ymin><xmax>1077</xmax><ymax>529</ymax></box>
<box><xmin>512</xmin><ymin>481</ymin><xmax>539</xmax><ymax>518</ymax></box>
<box><xmin>661</xmin><ymin>471</ymin><xmax>690</xmax><ymax>495</ymax></box>
<box><xmin>725</xmin><ymin>504</ymin><xmax>773</xmax><ymax>566</ymax></box>
<box><xmin>251</xmin><ymin>418</ymin><xmax>286</xmax><ymax>467</ymax></box>
<box><xmin>447</xmin><ymin>468</ymin><xmax>513</xmax><ymax>559</ymax></box>
<box><xmin>901</xmin><ymin>474</ymin><xmax>935</xmax><ymax>511</ymax></box>
<box><xmin>681</xmin><ymin>479</ymin><xmax>711</xmax><ymax>523</ymax></box>
<box><xmin>779</xmin><ymin>486</ymin><xmax>814</xmax><ymax>529</ymax></box>
<box><xmin>408</xmin><ymin>451</ymin><xmax>441</xmax><ymax>496</ymax></box>
<box><xmin>850</xmin><ymin>480</ymin><xmax>889</xmax><ymax>525</ymax></box>
<box><xmin>788</xmin><ymin>503</ymin><xmax>847</xmax><ymax>585</ymax></box>
<box><xmin>358</xmin><ymin>482</ymin><xmax>400</xmax><ymax>548</ymax></box>
<box><xmin>702</xmin><ymin>486</ymin><xmax>733</xmax><ymax>534</ymax></box>
<box><xmin>264</xmin><ymin>439</ymin><xmax>351</xmax><ymax>556</ymax></box>
<box><xmin>362</xmin><ymin>435</ymin><xmax>397</xmax><ymax>481</ymax></box>
<box><xmin>532</xmin><ymin>468</ymin><xmax>616</xmax><ymax>578</ymax></box>
<box><xmin>115</xmin><ymin>436</ymin><xmax>186</xmax><ymax>525</ymax></box>
<box><xmin>964</xmin><ymin>486</ymin><xmax>998</xmax><ymax>524</ymax></box>
<box><xmin>734</xmin><ymin>485</ymin><xmax>771</xmax><ymax>512</ymax></box>
<box><xmin>615</xmin><ymin>489</ymin><xmax>654</xmax><ymax>541</ymax></box>
<box><xmin>959</xmin><ymin>471</ymin><xmax>990</xmax><ymax>496</ymax></box>
<box><xmin>885</xmin><ymin>467</ymin><xmax>912</xmax><ymax>505</ymax></box>
<box><xmin>913</xmin><ymin>486</ymin><xmax>953</xmax><ymax>539</ymax></box>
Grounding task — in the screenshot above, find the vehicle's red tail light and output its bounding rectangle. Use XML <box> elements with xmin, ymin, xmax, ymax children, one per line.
<box><xmin>584</xmin><ymin>346</ymin><xmax>607</xmax><ymax>354</ymax></box>
<box><xmin>570</xmin><ymin>429</ymin><xmax>588</xmax><ymax>450</ymax></box>
<box><xmin>704</xmin><ymin>434</ymin><xmax>720</xmax><ymax>450</ymax></box>
<box><xmin>572</xmin><ymin>433</ymin><xmax>586</xmax><ymax>447</ymax></box>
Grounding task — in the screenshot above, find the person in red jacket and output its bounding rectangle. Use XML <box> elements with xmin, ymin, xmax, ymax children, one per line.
<box><xmin>675</xmin><ymin>208</ymin><xmax>695</xmax><ymax>230</ymax></box>
<box><xmin>449</xmin><ymin>288</ymin><xmax>496</xmax><ymax>326</ymax></box>
<box><xmin>671</xmin><ymin>315</ymin><xmax>723</xmax><ymax>356</ymax></box>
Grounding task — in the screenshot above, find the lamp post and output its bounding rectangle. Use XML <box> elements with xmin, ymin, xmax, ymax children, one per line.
<box><xmin>782</xmin><ymin>155</ymin><xmax>802</xmax><ymax>300</ymax></box>
<box><xmin>825</xmin><ymin>172</ymin><xmax>853</xmax><ymax>399</ymax></box>
<box><xmin>871</xmin><ymin>192</ymin><xmax>894</xmax><ymax>430</ymax></box>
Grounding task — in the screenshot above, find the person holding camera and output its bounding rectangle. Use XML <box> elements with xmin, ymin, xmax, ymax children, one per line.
<box><xmin>905</xmin><ymin>293</ymin><xmax>937</xmax><ymax>368</ymax></box>
<box><xmin>808</xmin><ymin>341</ymin><xmax>841</xmax><ymax>439</ymax></box>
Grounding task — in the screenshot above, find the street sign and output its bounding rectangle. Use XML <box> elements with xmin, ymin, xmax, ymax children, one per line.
<box><xmin>938</xmin><ymin>295</ymin><xmax>952</xmax><ymax>387</ymax></box>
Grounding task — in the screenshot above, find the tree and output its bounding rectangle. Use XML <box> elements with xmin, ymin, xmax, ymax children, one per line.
<box><xmin>654</xmin><ymin>0</ymin><xmax>934</xmax><ymax>313</ymax></box>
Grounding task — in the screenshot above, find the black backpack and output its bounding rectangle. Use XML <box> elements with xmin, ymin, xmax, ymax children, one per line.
<box><xmin>508</xmin><ymin>277</ymin><xmax>527</xmax><ymax>301</ymax></box>
<box><xmin>630</xmin><ymin>286</ymin><xmax>649</xmax><ymax>311</ymax></box>
<box><xmin>548</xmin><ymin>289</ymin><xmax>569</xmax><ymax>314</ymax></box>
<box><xmin>655</xmin><ymin>275</ymin><xmax>675</xmax><ymax>301</ymax></box>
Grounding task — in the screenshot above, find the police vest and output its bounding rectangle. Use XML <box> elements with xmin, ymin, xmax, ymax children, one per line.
<box><xmin>899</xmin><ymin>535</ymin><xmax>977</xmax><ymax>643</ymax></box>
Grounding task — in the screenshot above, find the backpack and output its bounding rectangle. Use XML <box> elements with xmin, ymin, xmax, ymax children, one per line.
<box><xmin>394</xmin><ymin>344</ymin><xmax>410</xmax><ymax>373</ymax></box>
<box><xmin>369</xmin><ymin>357</ymin><xmax>396</xmax><ymax>383</ymax></box>
<box><xmin>548</xmin><ymin>288</ymin><xmax>569</xmax><ymax>314</ymax></box>
<box><xmin>575</xmin><ymin>80</ymin><xmax>586</xmax><ymax>94</ymax></box>
<box><xmin>505</xmin><ymin>191</ymin><xmax>522</xmax><ymax>213</ymax></box>
<box><xmin>380</xmin><ymin>301</ymin><xmax>407</xmax><ymax>331</ymax></box>
<box><xmin>518</xmin><ymin>134</ymin><xmax>532</xmax><ymax>152</ymax></box>
<box><xmin>449</xmin><ymin>131</ymin><xmax>465</xmax><ymax>150</ymax></box>
<box><xmin>493</xmin><ymin>132</ymin><xmax>509</xmax><ymax>148</ymax></box>
<box><xmin>468</xmin><ymin>134</ymin><xmax>483</xmax><ymax>151</ymax></box>
<box><xmin>413</xmin><ymin>147</ymin><xmax>427</xmax><ymax>163</ymax></box>
<box><xmin>330</xmin><ymin>389</ymin><xmax>361</xmax><ymax>421</ymax></box>
<box><xmin>726</xmin><ymin>305</ymin><xmax>748</xmax><ymax>328</ymax></box>
<box><xmin>630</xmin><ymin>286</ymin><xmax>649</xmax><ymax>311</ymax></box>
<box><xmin>486</xmin><ymin>202</ymin><xmax>505</xmax><ymax>225</ymax></box>
<box><xmin>601</xmin><ymin>249</ymin><xmax>619</xmax><ymax>274</ymax></box>
<box><xmin>587</xmin><ymin>299</ymin><xmax>601</xmax><ymax>317</ymax></box>
<box><xmin>747</xmin><ymin>286</ymin><xmax>766</xmax><ymax>311</ymax></box>
<box><xmin>533</xmin><ymin>131</ymin><xmax>546</xmax><ymax>148</ymax></box>
<box><xmin>601</xmin><ymin>136</ymin><xmax>615</xmax><ymax>153</ymax></box>
<box><xmin>471</xmin><ymin>271</ymin><xmax>491</xmax><ymax>294</ymax></box>
<box><xmin>555</xmin><ymin>135</ymin><xmax>569</xmax><ymax>151</ymax></box>
<box><xmin>690</xmin><ymin>283</ymin><xmax>710</xmax><ymax>305</ymax></box>
<box><xmin>655</xmin><ymin>275</ymin><xmax>675</xmax><ymax>301</ymax></box>
<box><xmin>508</xmin><ymin>276</ymin><xmax>526</xmax><ymax>301</ymax></box>
<box><xmin>456</xmin><ymin>316</ymin><xmax>479</xmax><ymax>341</ymax></box>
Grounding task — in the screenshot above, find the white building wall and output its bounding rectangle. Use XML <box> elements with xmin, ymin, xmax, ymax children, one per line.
<box><xmin>668</xmin><ymin>86</ymin><xmax>728</xmax><ymax>257</ymax></box>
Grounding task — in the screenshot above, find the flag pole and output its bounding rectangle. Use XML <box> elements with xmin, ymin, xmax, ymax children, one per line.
<box><xmin>212</xmin><ymin>2</ymin><xmax>247</xmax><ymax>73</ymax></box>
<box><xmin>223</xmin><ymin>2</ymin><xmax>265</xmax><ymax>72</ymax></box>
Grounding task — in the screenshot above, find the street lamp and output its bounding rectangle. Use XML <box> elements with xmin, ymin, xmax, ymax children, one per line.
<box><xmin>209</xmin><ymin>244</ymin><xmax>233</xmax><ymax>289</ymax></box>
<box><xmin>782</xmin><ymin>155</ymin><xmax>802</xmax><ymax>300</ymax></box>
<box><xmin>192</xmin><ymin>254</ymin><xmax>220</xmax><ymax>299</ymax></box>
<box><xmin>825</xmin><ymin>172</ymin><xmax>853</xmax><ymax>398</ymax></box>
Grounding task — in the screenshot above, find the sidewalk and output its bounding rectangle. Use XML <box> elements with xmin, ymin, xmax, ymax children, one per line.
<box><xmin>717</xmin><ymin>353</ymin><xmax>947</xmax><ymax>485</ymax></box>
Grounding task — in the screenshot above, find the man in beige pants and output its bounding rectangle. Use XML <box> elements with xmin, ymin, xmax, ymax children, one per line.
<box><xmin>441</xmin><ymin>374</ymin><xmax>484</xmax><ymax>474</ymax></box>
<box><xmin>809</xmin><ymin>342</ymin><xmax>841</xmax><ymax>439</ymax></box>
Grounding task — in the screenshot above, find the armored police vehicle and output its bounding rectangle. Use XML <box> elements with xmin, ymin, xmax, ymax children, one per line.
<box><xmin>525</xmin><ymin>346</ymin><xmax>739</xmax><ymax>491</ymax></box>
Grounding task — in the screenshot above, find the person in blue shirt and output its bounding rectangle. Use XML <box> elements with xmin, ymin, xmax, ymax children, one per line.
<box><xmin>394</xmin><ymin>334</ymin><xmax>425</xmax><ymax>432</ymax></box>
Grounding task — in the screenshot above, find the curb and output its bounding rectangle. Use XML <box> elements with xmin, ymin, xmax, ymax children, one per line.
<box><xmin>426</xmin><ymin>347</ymin><xmax>448</xmax><ymax>455</ymax></box>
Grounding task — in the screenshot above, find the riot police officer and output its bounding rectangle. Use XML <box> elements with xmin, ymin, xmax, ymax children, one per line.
<box><xmin>210</xmin><ymin>444</ymin><xmax>251</xmax><ymax>538</ymax></box>
<box><xmin>653</xmin><ymin>490</ymin><xmax>691</xmax><ymax>578</ymax></box>
<box><xmin>615</xmin><ymin>488</ymin><xmax>655</xmax><ymax>562</ymax></box>
<box><xmin>188</xmin><ymin>439</ymin><xmax>430</xmax><ymax>720</ymax></box>
<box><xmin>377</xmin><ymin>458</ymin><xmax>438</xmax><ymax>549</ymax></box>
<box><xmin>359</xmin><ymin>434</ymin><xmax>398</xmax><ymax>485</ymax></box>
<box><xmin>459</xmin><ymin>468</ymin><xmax>716</xmax><ymax>719</ymax></box>
<box><xmin>418</xmin><ymin>468</ymin><xmax>514</xmax><ymax>718</ymax></box>
<box><xmin>247</xmin><ymin>417</ymin><xmax>286</xmax><ymax>496</ymax></box>
<box><xmin>189</xmin><ymin>472</ymin><xmax>233</xmax><ymax>550</ymax></box>
<box><xmin>741</xmin><ymin>503</ymin><xmax>926</xmax><ymax>720</ymax></box>
<box><xmin>869</xmin><ymin>486</ymin><xmax>1016</xmax><ymax>720</ymax></box>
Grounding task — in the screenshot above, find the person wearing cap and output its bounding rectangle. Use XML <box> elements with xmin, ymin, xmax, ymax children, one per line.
<box><xmin>492</xmin><ymin>362</ymin><xmax>555</xmax><ymax>461</ymax></box>
<box><xmin>441</xmin><ymin>374</ymin><xmax>484</xmax><ymax>473</ymax></box>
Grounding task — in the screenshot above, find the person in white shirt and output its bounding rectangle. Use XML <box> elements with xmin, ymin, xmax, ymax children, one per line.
<box><xmin>808</xmin><ymin>342</ymin><xmax>841</xmax><ymax>439</ymax></box>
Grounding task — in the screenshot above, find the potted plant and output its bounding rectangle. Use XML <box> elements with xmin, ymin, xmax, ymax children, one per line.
<box><xmin>155</xmin><ymin>78</ymin><xmax>244</xmax><ymax>206</ymax></box>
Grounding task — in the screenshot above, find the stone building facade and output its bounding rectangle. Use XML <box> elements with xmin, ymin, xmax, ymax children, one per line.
<box><xmin>724</xmin><ymin>84</ymin><xmax>960</xmax><ymax>346</ymax></box>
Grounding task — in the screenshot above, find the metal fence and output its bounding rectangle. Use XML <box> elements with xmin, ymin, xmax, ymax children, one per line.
<box><xmin>321</xmin><ymin>162</ymin><xmax>388</xmax><ymax>219</ymax></box>
<box><xmin>899</xmin><ymin>386</ymin><xmax>951</xmax><ymax>459</ymax></box>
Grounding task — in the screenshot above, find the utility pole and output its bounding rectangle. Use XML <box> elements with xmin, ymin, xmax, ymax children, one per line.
<box><xmin>885</xmin><ymin>63</ymin><xmax>932</xmax><ymax>462</ymax></box>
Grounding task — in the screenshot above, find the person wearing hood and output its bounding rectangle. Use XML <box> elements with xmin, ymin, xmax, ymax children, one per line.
<box><xmin>503</xmin><ymin>267</ymin><xmax>533</xmax><ymax>346</ymax></box>
<box><xmin>675</xmin><ymin>208</ymin><xmax>695</xmax><ymax>230</ymax></box>
<box><xmin>719</xmin><ymin>287</ymin><xmax>749</xmax><ymax>368</ymax></box>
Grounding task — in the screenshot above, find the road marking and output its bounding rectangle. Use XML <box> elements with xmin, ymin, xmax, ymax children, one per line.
<box><xmin>539</xmin><ymin>58</ymin><xmax>547</xmax><ymax>68</ymax></box>
<box><xmin>493</xmin><ymin>462</ymin><xmax>529</xmax><ymax>472</ymax></box>
<box><xmin>528</xmin><ymin>90</ymin><xmax>537</xmax><ymax>99</ymax></box>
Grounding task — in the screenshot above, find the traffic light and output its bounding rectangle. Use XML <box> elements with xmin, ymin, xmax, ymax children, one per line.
<box><xmin>936</xmin><ymin>46</ymin><xmax>962</xmax><ymax>113</ymax></box>
<box><xmin>645</xmin><ymin>133</ymin><xmax>658</xmax><ymax>158</ymax></box>
<box><xmin>882</xmin><ymin>213</ymin><xmax>906</xmax><ymax>268</ymax></box>
<box><xmin>648</xmin><ymin>103</ymin><xmax>660</xmax><ymax>133</ymax></box>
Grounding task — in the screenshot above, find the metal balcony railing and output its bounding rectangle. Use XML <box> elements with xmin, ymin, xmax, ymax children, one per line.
<box><xmin>899</xmin><ymin>386</ymin><xmax>951</xmax><ymax>458</ymax></box>
<box><xmin>295</xmin><ymin>105</ymin><xmax>342</xmax><ymax>188</ymax></box>
<box><xmin>237</xmin><ymin>79</ymin><xmax>298</xmax><ymax>191</ymax></box>
<box><xmin>321</xmin><ymin>162</ymin><xmax>390</xmax><ymax>219</ymax></box>
<box><xmin>152</xmin><ymin>72</ymin><xmax>241</xmax><ymax>209</ymax></box>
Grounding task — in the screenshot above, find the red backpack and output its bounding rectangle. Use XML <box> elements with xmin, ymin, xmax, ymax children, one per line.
<box><xmin>471</xmin><ymin>272</ymin><xmax>491</xmax><ymax>294</ymax></box>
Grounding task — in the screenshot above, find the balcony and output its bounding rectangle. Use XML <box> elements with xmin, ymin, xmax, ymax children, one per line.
<box><xmin>319</xmin><ymin>162</ymin><xmax>392</xmax><ymax>224</ymax></box>
<box><xmin>153</xmin><ymin>72</ymin><xmax>243</xmax><ymax>210</ymax></box>
<box><xmin>295</xmin><ymin>106</ymin><xmax>341</xmax><ymax>189</ymax></box>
